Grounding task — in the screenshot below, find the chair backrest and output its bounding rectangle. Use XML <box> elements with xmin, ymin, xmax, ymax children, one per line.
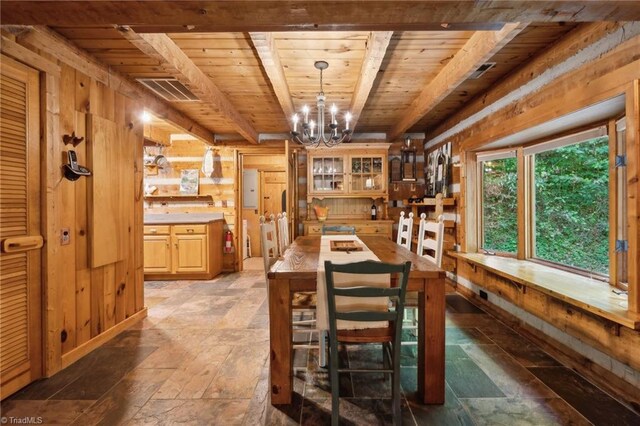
<box><xmin>416</xmin><ymin>213</ymin><xmax>444</xmax><ymax>267</ymax></box>
<box><xmin>395</xmin><ymin>211</ymin><xmax>414</xmax><ymax>250</ymax></box>
<box><xmin>277</xmin><ymin>212</ymin><xmax>290</xmax><ymax>253</ymax></box>
<box><xmin>260</xmin><ymin>214</ymin><xmax>279</xmax><ymax>281</ymax></box>
<box><xmin>321</xmin><ymin>224</ymin><xmax>356</xmax><ymax>235</ymax></box>
<box><xmin>324</xmin><ymin>260</ymin><xmax>411</xmax><ymax>344</ymax></box>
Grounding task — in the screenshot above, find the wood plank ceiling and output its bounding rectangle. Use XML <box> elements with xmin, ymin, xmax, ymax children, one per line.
<box><xmin>48</xmin><ymin>23</ymin><xmax>578</xmax><ymax>141</ymax></box>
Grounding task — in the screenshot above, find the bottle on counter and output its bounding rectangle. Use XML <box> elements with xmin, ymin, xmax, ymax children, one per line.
<box><xmin>371</xmin><ymin>202</ymin><xmax>377</xmax><ymax>220</ymax></box>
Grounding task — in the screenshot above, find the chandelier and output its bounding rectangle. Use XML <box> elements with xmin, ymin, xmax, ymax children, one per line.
<box><xmin>291</xmin><ymin>61</ymin><xmax>353</xmax><ymax>147</ymax></box>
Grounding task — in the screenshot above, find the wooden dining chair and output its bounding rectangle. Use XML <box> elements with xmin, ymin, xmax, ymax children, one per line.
<box><xmin>324</xmin><ymin>259</ymin><xmax>411</xmax><ymax>426</ymax></box>
<box><xmin>259</xmin><ymin>215</ymin><xmax>279</xmax><ymax>283</ymax></box>
<box><xmin>321</xmin><ymin>224</ymin><xmax>356</xmax><ymax>235</ymax></box>
<box><xmin>277</xmin><ymin>212</ymin><xmax>290</xmax><ymax>253</ymax></box>
<box><xmin>416</xmin><ymin>213</ymin><xmax>445</xmax><ymax>266</ymax></box>
<box><xmin>396</xmin><ymin>211</ymin><xmax>414</xmax><ymax>250</ymax></box>
<box><xmin>404</xmin><ymin>214</ymin><xmax>445</xmax><ymax>344</ymax></box>
<box><xmin>262</xmin><ymin>215</ymin><xmax>318</xmax><ymax>346</ymax></box>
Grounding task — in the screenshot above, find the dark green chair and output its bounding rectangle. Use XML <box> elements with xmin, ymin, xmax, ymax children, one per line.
<box><xmin>321</xmin><ymin>224</ymin><xmax>356</xmax><ymax>235</ymax></box>
<box><xmin>324</xmin><ymin>259</ymin><xmax>411</xmax><ymax>426</ymax></box>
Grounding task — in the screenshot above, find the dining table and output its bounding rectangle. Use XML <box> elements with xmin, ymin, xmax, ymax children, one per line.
<box><xmin>267</xmin><ymin>235</ymin><xmax>446</xmax><ymax>405</ymax></box>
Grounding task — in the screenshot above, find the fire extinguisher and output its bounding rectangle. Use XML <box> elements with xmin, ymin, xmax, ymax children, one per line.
<box><xmin>224</xmin><ymin>231</ymin><xmax>233</xmax><ymax>253</ymax></box>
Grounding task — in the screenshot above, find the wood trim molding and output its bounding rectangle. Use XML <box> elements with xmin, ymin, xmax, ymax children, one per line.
<box><xmin>249</xmin><ymin>32</ymin><xmax>295</xmax><ymax>121</ymax></box>
<box><xmin>60</xmin><ymin>308</ymin><xmax>147</xmax><ymax>371</ymax></box>
<box><xmin>13</xmin><ymin>25</ymin><xmax>215</xmax><ymax>145</ymax></box>
<box><xmin>119</xmin><ymin>28</ymin><xmax>259</xmax><ymax>144</ymax></box>
<box><xmin>42</xmin><ymin>71</ymin><xmax>62</xmax><ymax>376</ymax></box>
<box><xmin>387</xmin><ymin>23</ymin><xmax>525</xmax><ymax>142</ymax></box>
<box><xmin>626</xmin><ymin>80</ymin><xmax>640</xmax><ymax>313</ymax></box>
<box><xmin>0</xmin><ymin>34</ymin><xmax>60</xmax><ymax>76</ymax></box>
<box><xmin>349</xmin><ymin>31</ymin><xmax>393</xmax><ymax>132</ymax></box>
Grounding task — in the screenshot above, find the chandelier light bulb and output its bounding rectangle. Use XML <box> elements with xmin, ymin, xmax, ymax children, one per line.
<box><xmin>302</xmin><ymin>105</ymin><xmax>310</xmax><ymax>123</ymax></box>
<box><xmin>345</xmin><ymin>112</ymin><xmax>352</xmax><ymax>130</ymax></box>
<box><xmin>292</xmin><ymin>114</ymin><xmax>299</xmax><ymax>132</ymax></box>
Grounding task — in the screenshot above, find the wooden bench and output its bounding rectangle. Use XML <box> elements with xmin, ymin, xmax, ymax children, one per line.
<box><xmin>452</xmin><ymin>252</ymin><xmax>640</xmax><ymax>331</ymax></box>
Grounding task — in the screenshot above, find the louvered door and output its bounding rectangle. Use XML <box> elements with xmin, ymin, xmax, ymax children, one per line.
<box><xmin>0</xmin><ymin>55</ymin><xmax>42</xmax><ymax>398</ymax></box>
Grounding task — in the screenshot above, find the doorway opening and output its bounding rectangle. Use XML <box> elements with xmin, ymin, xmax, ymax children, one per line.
<box><xmin>239</xmin><ymin>154</ymin><xmax>287</xmax><ymax>272</ymax></box>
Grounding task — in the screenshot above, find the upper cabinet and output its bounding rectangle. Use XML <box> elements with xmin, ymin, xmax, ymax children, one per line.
<box><xmin>307</xmin><ymin>143</ymin><xmax>390</xmax><ymax>198</ymax></box>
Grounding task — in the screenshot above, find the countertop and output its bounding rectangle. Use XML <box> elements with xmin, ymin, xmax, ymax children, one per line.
<box><xmin>144</xmin><ymin>213</ymin><xmax>224</xmax><ymax>224</ymax></box>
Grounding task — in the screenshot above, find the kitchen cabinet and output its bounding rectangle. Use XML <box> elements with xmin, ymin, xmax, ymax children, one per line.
<box><xmin>143</xmin><ymin>216</ymin><xmax>223</xmax><ymax>280</ymax></box>
<box><xmin>306</xmin><ymin>143</ymin><xmax>391</xmax><ymax>224</ymax></box>
<box><xmin>307</xmin><ymin>144</ymin><xmax>389</xmax><ymax>198</ymax></box>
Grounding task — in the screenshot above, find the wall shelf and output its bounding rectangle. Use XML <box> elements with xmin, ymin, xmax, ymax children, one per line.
<box><xmin>144</xmin><ymin>194</ymin><xmax>213</xmax><ymax>202</ymax></box>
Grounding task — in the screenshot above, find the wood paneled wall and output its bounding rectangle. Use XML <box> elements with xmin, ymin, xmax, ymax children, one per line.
<box><xmin>143</xmin><ymin>139</ymin><xmax>237</xmax><ymax>271</ymax></box>
<box><xmin>1</xmin><ymin>34</ymin><xmax>147</xmax><ymax>377</ymax></box>
<box><xmin>432</xmin><ymin>26</ymin><xmax>640</xmax><ymax>390</ymax></box>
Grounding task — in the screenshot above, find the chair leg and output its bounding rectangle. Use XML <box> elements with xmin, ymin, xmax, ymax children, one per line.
<box><xmin>392</xmin><ymin>333</ymin><xmax>402</xmax><ymax>425</ymax></box>
<box><xmin>319</xmin><ymin>330</ymin><xmax>328</xmax><ymax>367</ymax></box>
<box><xmin>330</xmin><ymin>339</ymin><xmax>340</xmax><ymax>426</ymax></box>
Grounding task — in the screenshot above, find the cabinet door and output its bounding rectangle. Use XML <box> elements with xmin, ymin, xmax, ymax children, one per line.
<box><xmin>349</xmin><ymin>154</ymin><xmax>386</xmax><ymax>194</ymax></box>
<box><xmin>308</xmin><ymin>155</ymin><xmax>346</xmax><ymax>195</ymax></box>
<box><xmin>143</xmin><ymin>235</ymin><xmax>172</xmax><ymax>273</ymax></box>
<box><xmin>173</xmin><ymin>235</ymin><xmax>208</xmax><ymax>273</ymax></box>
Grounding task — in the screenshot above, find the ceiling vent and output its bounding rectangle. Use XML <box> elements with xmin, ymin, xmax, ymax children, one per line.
<box><xmin>468</xmin><ymin>62</ymin><xmax>496</xmax><ymax>79</ymax></box>
<box><xmin>137</xmin><ymin>78</ymin><xmax>199</xmax><ymax>102</ymax></box>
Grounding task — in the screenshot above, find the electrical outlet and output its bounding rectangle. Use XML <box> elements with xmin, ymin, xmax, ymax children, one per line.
<box><xmin>61</xmin><ymin>228</ymin><xmax>71</xmax><ymax>245</ymax></box>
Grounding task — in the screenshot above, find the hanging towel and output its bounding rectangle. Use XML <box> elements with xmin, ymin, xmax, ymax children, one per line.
<box><xmin>202</xmin><ymin>147</ymin><xmax>214</xmax><ymax>177</ymax></box>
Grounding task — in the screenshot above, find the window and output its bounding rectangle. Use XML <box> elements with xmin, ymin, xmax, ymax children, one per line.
<box><xmin>479</xmin><ymin>153</ymin><xmax>517</xmax><ymax>253</ymax></box>
<box><xmin>532</xmin><ymin>134</ymin><xmax>609</xmax><ymax>275</ymax></box>
<box><xmin>475</xmin><ymin>124</ymin><xmax>619</xmax><ymax>281</ymax></box>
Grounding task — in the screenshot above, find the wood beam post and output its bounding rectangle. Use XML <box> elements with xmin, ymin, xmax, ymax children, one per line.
<box><xmin>249</xmin><ymin>32</ymin><xmax>295</xmax><ymax>122</ymax></box>
<box><xmin>388</xmin><ymin>23</ymin><xmax>525</xmax><ymax>142</ymax></box>
<box><xmin>349</xmin><ymin>31</ymin><xmax>393</xmax><ymax>132</ymax></box>
<box><xmin>119</xmin><ymin>28</ymin><xmax>259</xmax><ymax>144</ymax></box>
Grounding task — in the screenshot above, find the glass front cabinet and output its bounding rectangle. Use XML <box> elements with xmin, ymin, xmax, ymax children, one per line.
<box><xmin>307</xmin><ymin>144</ymin><xmax>389</xmax><ymax>197</ymax></box>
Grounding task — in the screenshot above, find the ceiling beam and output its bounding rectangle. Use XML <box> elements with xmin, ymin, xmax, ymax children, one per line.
<box><xmin>387</xmin><ymin>22</ymin><xmax>526</xmax><ymax>142</ymax></box>
<box><xmin>2</xmin><ymin>1</ymin><xmax>640</xmax><ymax>28</ymax></box>
<box><xmin>118</xmin><ymin>28</ymin><xmax>259</xmax><ymax>144</ymax></box>
<box><xmin>10</xmin><ymin>25</ymin><xmax>215</xmax><ymax>144</ymax></box>
<box><xmin>249</xmin><ymin>32</ymin><xmax>296</xmax><ymax>122</ymax></box>
<box><xmin>349</xmin><ymin>31</ymin><xmax>393</xmax><ymax>132</ymax></box>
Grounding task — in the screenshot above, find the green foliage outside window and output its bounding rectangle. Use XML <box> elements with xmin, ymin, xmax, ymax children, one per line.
<box><xmin>482</xmin><ymin>157</ymin><xmax>518</xmax><ymax>253</ymax></box>
<box><xmin>534</xmin><ymin>136</ymin><xmax>609</xmax><ymax>275</ymax></box>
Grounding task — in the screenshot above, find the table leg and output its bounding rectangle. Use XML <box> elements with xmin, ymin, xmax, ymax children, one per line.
<box><xmin>269</xmin><ymin>278</ymin><xmax>293</xmax><ymax>405</ymax></box>
<box><xmin>418</xmin><ymin>277</ymin><xmax>445</xmax><ymax>404</ymax></box>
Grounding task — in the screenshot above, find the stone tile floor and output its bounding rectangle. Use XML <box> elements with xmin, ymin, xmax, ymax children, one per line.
<box><xmin>2</xmin><ymin>269</ymin><xmax>639</xmax><ymax>425</ymax></box>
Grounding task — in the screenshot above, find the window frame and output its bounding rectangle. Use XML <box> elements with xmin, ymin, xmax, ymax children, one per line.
<box><xmin>472</xmin><ymin>120</ymin><xmax>625</xmax><ymax>288</ymax></box>
<box><xmin>476</xmin><ymin>149</ymin><xmax>518</xmax><ymax>257</ymax></box>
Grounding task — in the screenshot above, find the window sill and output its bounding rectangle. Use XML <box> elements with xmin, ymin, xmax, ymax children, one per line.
<box><xmin>452</xmin><ymin>252</ymin><xmax>640</xmax><ymax>330</ymax></box>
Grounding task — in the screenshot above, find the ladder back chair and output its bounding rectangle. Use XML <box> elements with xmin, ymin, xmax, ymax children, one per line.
<box><xmin>259</xmin><ymin>215</ymin><xmax>279</xmax><ymax>284</ymax></box>
<box><xmin>404</xmin><ymin>214</ymin><xmax>445</xmax><ymax>344</ymax></box>
<box><xmin>396</xmin><ymin>211</ymin><xmax>414</xmax><ymax>250</ymax></box>
<box><xmin>324</xmin><ymin>259</ymin><xmax>411</xmax><ymax>426</ymax></box>
<box><xmin>277</xmin><ymin>212</ymin><xmax>290</xmax><ymax>253</ymax></box>
<box><xmin>416</xmin><ymin>213</ymin><xmax>445</xmax><ymax>266</ymax></box>
<box><xmin>321</xmin><ymin>224</ymin><xmax>356</xmax><ymax>235</ymax></box>
<box><xmin>262</xmin><ymin>215</ymin><xmax>318</xmax><ymax>347</ymax></box>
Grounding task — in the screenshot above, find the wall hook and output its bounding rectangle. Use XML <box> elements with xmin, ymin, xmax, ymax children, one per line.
<box><xmin>63</xmin><ymin>132</ymin><xmax>84</xmax><ymax>147</ymax></box>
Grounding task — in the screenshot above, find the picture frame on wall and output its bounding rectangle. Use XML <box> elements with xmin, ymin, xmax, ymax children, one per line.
<box><xmin>426</xmin><ymin>142</ymin><xmax>451</xmax><ymax>197</ymax></box>
<box><xmin>180</xmin><ymin>169</ymin><xmax>199</xmax><ymax>194</ymax></box>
